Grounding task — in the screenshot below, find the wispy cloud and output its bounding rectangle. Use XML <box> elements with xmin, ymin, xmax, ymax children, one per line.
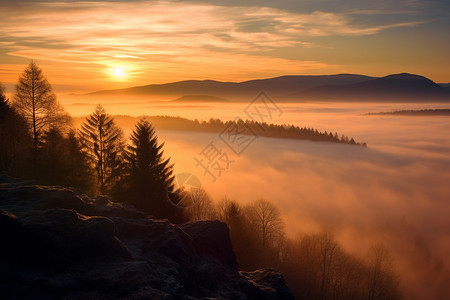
<box><xmin>0</xmin><ymin>0</ymin><xmax>430</xmax><ymax>90</ymax></box>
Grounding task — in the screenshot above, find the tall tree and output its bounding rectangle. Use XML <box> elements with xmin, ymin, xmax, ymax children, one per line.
<box><xmin>13</xmin><ymin>61</ymin><xmax>70</xmax><ymax>173</ymax></box>
<box><xmin>79</xmin><ymin>105</ymin><xmax>125</xmax><ymax>194</ymax></box>
<box><xmin>0</xmin><ymin>83</ymin><xmax>32</xmax><ymax>176</ymax></box>
<box><xmin>182</xmin><ymin>187</ymin><xmax>215</xmax><ymax>221</ymax></box>
<box><xmin>216</xmin><ymin>198</ymin><xmax>261</xmax><ymax>270</ymax></box>
<box><xmin>246</xmin><ymin>198</ymin><xmax>284</xmax><ymax>248</ymax></box>
<box><xmin>317</xmin><ymin>231</ymin><xmax>340</xmax><ymax>300</ymax></box>
<box><xmin>121</xmin><ymin>118</ymin><xmax>181</xmax><ymax>219</ymax></box>
<box><xmin>0</xmin><ymin>83</ymin><xmax>7</xmax><ymax>114</ymax></box>
<box><xmin>366</xmin><ymin>244</ymin><xmax>401</xmax><ymax>300</ymax></box>
<box><xmin>39</xmin><ymin>127</ymin><xmax>93</xmax><ymax>191</ymax></box>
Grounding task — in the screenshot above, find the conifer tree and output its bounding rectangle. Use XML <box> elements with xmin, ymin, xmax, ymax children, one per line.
<box><xmin>0</xmin><ymin>83</ymin><xmax>31</xmax><ymax>176</ymax></box>
<box><xmin>79</xmin><ymin>105</ymin><xmax>124</xmax><ymax>194</ymax></box>
<box><xmin>123</xmin><ymin>118</ymin><xmax>180</xmax><ymax>218</ymax></box>
<box><xmin>40</xmin><ymin>127</ymin><xmax>93</xmax><ymax>190</ymax></box>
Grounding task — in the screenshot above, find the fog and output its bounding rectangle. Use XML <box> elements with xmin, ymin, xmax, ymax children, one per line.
<box><xmin>67</xmin><ymin>99</ymin><xmax>450</xmax><ymax>300</ymax></box>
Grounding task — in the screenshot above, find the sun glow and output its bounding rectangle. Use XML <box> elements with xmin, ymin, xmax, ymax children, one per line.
<box><xmin>111</xmin><ymin>66</ymin><xmax>127</xmax><ymax>79</ymax></box>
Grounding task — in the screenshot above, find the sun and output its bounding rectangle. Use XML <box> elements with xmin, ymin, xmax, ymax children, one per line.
<box><xmin>111</xmin><ymin>66</ymin><xmax>127</xmax><ymax>78</ymax></box>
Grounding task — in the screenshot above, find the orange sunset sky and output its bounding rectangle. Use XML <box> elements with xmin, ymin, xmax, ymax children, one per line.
<box><xmin>0</xmin><ymin>0</ymin><xmax>449</xmax><ymax>93</ymax></box>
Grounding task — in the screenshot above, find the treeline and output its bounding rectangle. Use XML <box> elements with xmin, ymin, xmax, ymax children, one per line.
<box><xmin>182</xmin><ymin>191</ymin><xmax>402</xmax><ymax>300</ymax></box>
<box><xmin>366</xmin><ymin>108</ymin><xmax>450</xmax><ymax>116</ymax></box>
<box><xmin>202</xmin><ymin>118</ymin><xmax>366</xmax><ymax>146</ymax></box>
<box><xmin>78</xmin><ymin>115</ymin><xmax>367</xmax><ymax>146</ymax></box>
<box><xmin>0</xmin><ymin>62</ymin><xmax>185</xmax><ymax>223</ymax></box>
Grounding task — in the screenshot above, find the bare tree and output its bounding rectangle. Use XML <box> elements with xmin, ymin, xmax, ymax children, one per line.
<box><xmin>215</xmin><ymin>198</ymin><xmax>262</xmax><ymax>269</ymax></box>
<box><xmin>316</xmin><ymin>231</ymin><xmax>340</xmax><ymax>300</ymax></box>
<box><xmin>13</xmin><ymin>61</ymin><xmax>70</xmax><ymax>172</ymax></box>
<box><xmin>181</xmin><ymin>187</ymin><xmax>215</xmax><ymax>221</ymax></box>
<box><xmin>245</xmin><ymin>198</ymin><xmax>284</xmax><ymax>248</ymax></box>
<box><xmin>284</xmin><ymin>234</ymin><xmax>321</xmax><ymax>298</ymax></box>
<box><xmin>330</xmin><ymin>251</ymin><xmax>366</xmax><ymax>300</ymax></box>
<box><xmin>366</xmin><ymin>244</ymin><xmax>401</xmax><ymax>300</ymax></box>
<box><xmin>276</xmin><ymin>232</ymin><xmax>402</xmax><ymax>300</ymax></box>
<box><xmin>215</xmin><ymin>196</ymin><xmax>236</xmax><ymax>223</ymax></box>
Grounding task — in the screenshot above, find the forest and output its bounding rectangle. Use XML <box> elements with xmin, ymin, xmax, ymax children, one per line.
<box><xmin>365</xmin><ymin>108</ymin><xmax>450</xmax><ymax>116</ymax></box>
<box><xmin>80</xmin><ymin>115</ymin><xmax>367</xmax><ymax>146</ymax></box>
<box><xmin>0</xmin><ymin>62</ymin><xmax>400</xmax><ymax>300</ymax></box>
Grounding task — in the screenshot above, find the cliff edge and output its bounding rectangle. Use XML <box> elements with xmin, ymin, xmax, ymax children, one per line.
<box><xmin>0</xmin><ymin>176</ymin><xmax>293</xmax><ymax>300</ymax></box>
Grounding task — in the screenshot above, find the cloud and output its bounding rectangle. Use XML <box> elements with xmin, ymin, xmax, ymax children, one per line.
<box><xmin>0</xmin><ymin>0</ymin><xmax>428</xmax><ymax>90</ymax></box>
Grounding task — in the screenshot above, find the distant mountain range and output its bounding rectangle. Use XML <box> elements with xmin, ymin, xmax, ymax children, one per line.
<box><xmin>366</xmin><ymin>109</ymin><xmax>450</xmax><ymax>116</ymax></box>
<box><xmin>86</xmin><ymin>73</ymin><xmax>450</xmax><ymax>102</ymax></box>
<box><xmin>440</xmin><ymin>83</ymin><xmax>450</xmax><ymax>92</ymax></box>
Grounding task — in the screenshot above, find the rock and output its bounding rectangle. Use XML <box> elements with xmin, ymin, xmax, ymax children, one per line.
<box><xmin>181</xmin><ymin>221</ymin><xmax>238</xmax><ymax>270</ymax></box>
<box><xmin>0</xmin><ymin>175</ymin><xmax>293</xmax><ymax>299</ymax></box>
<box><xmin>241</xmin><ymin>269</ymin><xmax>295</xmax><ymax>300</ymax></box>
<box><xmin>0</xmin><ymin>207</ymin><xmax>131</xmax><ymax>270</ymax></box>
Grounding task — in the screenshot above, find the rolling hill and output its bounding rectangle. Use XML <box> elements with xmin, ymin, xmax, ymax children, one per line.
<box><xmin>302</xmin><ymin>73</ymin><xmax>450</xmax><ymax>101</ymax></box>
<box><xmin>84</xmin><ymin>73</ymin><xmax>450</xmax><ymax>102</ymax></box>
<box><xmin>85</xmin><ymin>74</ymin><xmax>373</xmax><ymax>100</ymax></box>
<box><xmin>440</xmin><ymin>83</ymin><xmax>450</xmax><ymax>92</ymax></box>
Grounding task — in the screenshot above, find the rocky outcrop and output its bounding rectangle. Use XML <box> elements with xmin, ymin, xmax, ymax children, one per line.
<box><xmin>0</xmin><ymin>176</ymin><xmax>293</xmax><ymax>300</ymax></box>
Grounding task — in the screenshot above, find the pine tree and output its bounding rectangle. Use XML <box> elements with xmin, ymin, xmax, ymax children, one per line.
<box><xmin>0</xmin><ymin>83</ymin><xmax>32</xmax><ymax>176</ymax></box>
<box><xmin>79</xmin><ymin>105</ymin><xmax>125</xmax><ymax>194</ymax></box>
<box><xmin>40</xmin><ymin>127</ymin><xmax>93</xmax><ymax>191</ymax></box>
<box><xmin>123</xmin><ymin>118</ymin><xmax>180</xmax><ymax>219</ymax></box>
<box><xmin>65</xmin><ymin>131</ymin><xmax>94</xmax><ymax>190</ymax></box>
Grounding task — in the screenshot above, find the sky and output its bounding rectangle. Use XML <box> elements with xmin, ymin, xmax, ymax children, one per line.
<box><xmin>0</xmin><ymin>0</ymin><xmax>449</xmax><ymax>93</ymax></box>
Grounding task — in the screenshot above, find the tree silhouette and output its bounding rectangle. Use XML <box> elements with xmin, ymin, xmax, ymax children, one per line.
<box><xmin>317</xmin><ymin>231</ymin><xmax>340</xmax><ymax>300</ymax></box>
<box><xmin>0</xmin><ymin>83</ymin><xmax>32</xmax><ymax>176</ymax></box>
<box><xmin>13</xmin><ymin>61</ymin><xmax>70</xmax><ymax>174</ymax></box>
<box><xmin>246</xmin><ymin>198</ymin><xmax>284</xmax><ymax>248</ymax></box>
<box><xmin>39</xmin><ymin>127</ymin><xmax>93</xmax><ymax>191</ymax></box>
<box><xmin>79</xmin><ymin>105</ymin><xmax>125</xmax><ymax>194</ymax></box>
<box><xmin>367</xmin><ymin>244</ymin><xmax>401</xmax><ymax>300</ymax></box>
<box><xmin>122</xmin><ymin>118</ymin><xmax>180</xmax><ymax>219</ymax></box>
<box><xmin>0</xmin><ymin>83</ymin><xmax>7</xmax><ymax>113</ymax></box>
<box><xmin>216</xmin><ymin>198</ymin><xmax>260</xmax><ymax>269</ymax></box>
<box><xmin>181</xmin><ymin>187</ymin><xmax>215</xmax><ymax>221</ymax></box>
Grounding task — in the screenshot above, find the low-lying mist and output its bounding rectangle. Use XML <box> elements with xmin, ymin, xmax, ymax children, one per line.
<box><xmin>71</xmin><ymin>100</ymin><xmax>450</xmax><ymax>299</ymax></box>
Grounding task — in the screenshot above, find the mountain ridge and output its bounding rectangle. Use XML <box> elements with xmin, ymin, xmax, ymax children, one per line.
<box><xmin>84</xmin><ymin>73</ymin><xmax>450</xmax><ymax>102</ymax></box>
<box><xmin>301</xmin><ymin>73</ymin><xmax>450</xmax><ymax>101</ymax></box>
<box><xmin>439</xmin><ymin>83</ymin><xmax>450</xmax><ymax>92</ymax></box>
<box><xmin>84</xmin><ymin>74</ymin><xmax>373</xmax><ymax>98</ymax></box>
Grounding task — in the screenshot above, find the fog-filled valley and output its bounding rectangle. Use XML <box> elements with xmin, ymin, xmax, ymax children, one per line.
<box><xmin>66</xmin><ymin>99</ymin><xmax>450</xmax><ymax>300</ymax></box>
